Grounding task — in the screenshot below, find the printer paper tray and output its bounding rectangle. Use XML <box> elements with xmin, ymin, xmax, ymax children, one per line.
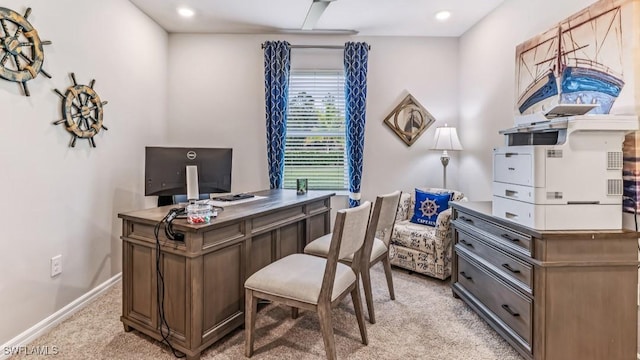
<box><xmin>492</xmin><ymin>182</ymin><xmax>619</xmax><ymax>205</ymax></box>
<box><xmin>492</xmin><ymin>196</ymin><xmax>622</xmax><ymax>230</ymax></box>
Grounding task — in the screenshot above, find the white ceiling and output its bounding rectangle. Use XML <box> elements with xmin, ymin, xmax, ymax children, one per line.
<box><xmin>129</xmin><ymin>0</ymin><xmax>505</xmax><ymax>37</ymax></box>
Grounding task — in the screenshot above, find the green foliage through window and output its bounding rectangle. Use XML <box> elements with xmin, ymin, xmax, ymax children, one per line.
<box><xmin>284</xmin><ymin>71</ymin><xmax>347</xmax><ymax>190</ymax></box>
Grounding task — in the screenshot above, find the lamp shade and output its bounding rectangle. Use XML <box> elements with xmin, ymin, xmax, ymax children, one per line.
<box><xmin>431</xmin><ymin>125</ymin><xmax>463</xmax><ymax>151</ymax></box>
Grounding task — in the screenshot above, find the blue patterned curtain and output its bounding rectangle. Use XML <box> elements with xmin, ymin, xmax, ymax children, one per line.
<box><xmin>344</xmin><ymin>42</ymin><xmax>369</xmax><ymax>207</ymax></box>
<box><xmin>264</xmin><ymin>41</ymin><xmax>291</xmax><ymax>189</ymax></box>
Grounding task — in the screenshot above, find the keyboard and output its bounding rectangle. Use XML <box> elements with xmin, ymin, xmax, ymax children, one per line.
<box><xmin>212</xmin><ymin>193</ymin><xmax>255</xmax><ymax>202</ymax></box>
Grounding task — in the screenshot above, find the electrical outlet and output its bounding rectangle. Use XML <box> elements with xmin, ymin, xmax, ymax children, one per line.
<box><xmin>50</xmin><ymin>255</ymin><xmax>62</xmax><ymax>277</ymax></box>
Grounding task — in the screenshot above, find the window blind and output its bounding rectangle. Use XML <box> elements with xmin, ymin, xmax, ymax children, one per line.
<box><xmin>284</xmin><ymin>70</ymin><xmax>348</xmax><ymax>190</ymax></box>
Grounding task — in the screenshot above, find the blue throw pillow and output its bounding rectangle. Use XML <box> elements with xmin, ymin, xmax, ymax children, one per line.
<box><xmin>410</xmin><ymin>190</ymin><xmax>452</xmax><ymax>227</ymax></box>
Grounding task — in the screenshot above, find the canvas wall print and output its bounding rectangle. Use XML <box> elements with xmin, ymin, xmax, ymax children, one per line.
<box><xmin>515</xmin><ymin>0</ymin><xmax>640</xmax><ymax>213</ymax></box>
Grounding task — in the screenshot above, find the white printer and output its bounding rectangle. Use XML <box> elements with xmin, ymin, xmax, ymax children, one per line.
<box><xmin>492</xmin><ymin>104</ymin><xmax>638</xmax><ymax>230</ymax></box>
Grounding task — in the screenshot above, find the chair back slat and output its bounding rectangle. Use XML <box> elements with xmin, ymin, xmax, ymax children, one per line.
<box><xmin>374</xmin><ymin>191</ymin><xmax>401</xmax><ymax>247</ymax></box>
<box><xmin>361</xmin><ymin>191</ymin><xmax>401</xmax><ymax>267</ymax></box>
<box><xmin>319</xmin><ymin>201</ymin><xmax>371</xmax><ymax>303</ymax></box>
<box><xmin>337</xmin><ymin>202</ymin><xmax>372</xmax><ymax>260</ymax></box>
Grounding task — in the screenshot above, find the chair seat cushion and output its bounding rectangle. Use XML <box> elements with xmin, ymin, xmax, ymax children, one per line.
<box><xmin>244</xmin><ymin>253</ymin><xmax>356</xmax><ymax>304</ymax></box>
<box><xmin>304</xmin><ymin>233</ymin><xmax>388</xmax><ymax>262</ymax></box>
<box><xmin>391</xmin><ymin>220</ymin><xmax>441</xmax><ymax>254</ymax></box>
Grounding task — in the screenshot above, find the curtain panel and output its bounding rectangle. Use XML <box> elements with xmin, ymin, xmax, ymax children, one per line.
<box><xmin>344</xmin><ymin>42</ymin><xmax>369</xmax><ymax>207</ymax></box>
<box><xmin>263</xmin><ymin>41</ymin><xmax>291</xmax><ymax>189</ymax></box>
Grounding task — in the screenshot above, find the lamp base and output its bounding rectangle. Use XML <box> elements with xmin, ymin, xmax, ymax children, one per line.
<box><xmin>440</xmin><ymin>151</ymin><xmax>450</xmax><ymax>189</ymax></box>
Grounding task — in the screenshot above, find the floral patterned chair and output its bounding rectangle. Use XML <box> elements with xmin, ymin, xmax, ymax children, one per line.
<box><xmin>388</xmin><ymin>188</ymin><xmax>465</xmax><ymax>280</ymax></box>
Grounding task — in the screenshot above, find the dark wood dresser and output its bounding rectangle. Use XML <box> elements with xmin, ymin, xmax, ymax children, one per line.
<box><xmin>450</xmin><ymin>201</ymin><xmax>638</xmax><ymax>360</ymax></box>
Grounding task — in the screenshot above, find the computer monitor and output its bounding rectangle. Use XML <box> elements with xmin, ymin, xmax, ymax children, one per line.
<box><xmin>145</xmin><ymin>147</ymin><xmax>232</xmax><ymax>205</ymax></box>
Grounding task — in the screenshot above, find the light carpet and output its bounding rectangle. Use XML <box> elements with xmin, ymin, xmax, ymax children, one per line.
<box><xmin>11</xmin><ymin>264</ymin><xmax>524</xmax><ymax>359</ymax></box>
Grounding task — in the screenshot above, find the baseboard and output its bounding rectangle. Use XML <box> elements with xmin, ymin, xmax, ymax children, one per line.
<box><xmin>0</xmin><ymin>273</ymin><xmax>122</xmax><ymax>360</ymax></box>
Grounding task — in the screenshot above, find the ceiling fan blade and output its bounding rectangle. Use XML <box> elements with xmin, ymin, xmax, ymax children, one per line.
<box><xmin>302</xmin><ymin>0</ymin><xmax>335</xmax><ymax>30</ymax></box>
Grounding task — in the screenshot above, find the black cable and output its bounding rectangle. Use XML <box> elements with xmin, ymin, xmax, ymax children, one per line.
<box><xmin>164</xmin><ymin>208</ymin><xmax>185</xmax><ymax>242</ymax></box>
<box><xmin>154</xmin><ymin>211</ymin><xmax>186</xmax><ymax>359</ymax></box>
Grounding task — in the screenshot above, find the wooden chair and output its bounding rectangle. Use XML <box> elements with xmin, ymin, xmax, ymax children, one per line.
<box><xmin>304</xmin><ymin>191</ymin><xmax>401</xmax><ymax>324</ymax></box>
<box><xmin>244</xmin><ymin>201</ymin><xmax>372</xmax><ymax>360</ymax></box>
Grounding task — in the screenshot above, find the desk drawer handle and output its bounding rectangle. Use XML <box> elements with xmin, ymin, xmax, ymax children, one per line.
<box><xmin>459</xmin><ymin>271</ymin><xmax>473</xmax><ymax>281</ymax></box>
<box><xmin>501</xmin><ymin>233</ymin><xmax>519</xmax><ymax>243</ymax></box>
<box><xmin>502</xmin><ymin>304</ymin><xmax>520</xmax><ymax>317</ymax></box>
<box><xmin>460</xmin><ymin>216</ymin><xmax>474</xmax><ymax>224</ymax></box>
<box><xmin>502</xmin><ymin>263</ymin><xmax>521</xmax><ymax>274</ymax></box>
<box><xmin>460</xmin><ymin>239</ymin><xmax>474</xmax><ymax>248</ymax></box>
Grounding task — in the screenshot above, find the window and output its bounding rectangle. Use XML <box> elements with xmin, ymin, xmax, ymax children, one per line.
<box><xmin>284</xmin><ymin>70</ymin><xmax>348</xmax><ymax>190</ymax></box>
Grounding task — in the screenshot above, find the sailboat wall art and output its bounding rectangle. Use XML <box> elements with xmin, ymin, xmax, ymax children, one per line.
<box><xmin>515</xmin><ymin>0</ymin><xmax>640</xmax><ymax>214</ymax></box>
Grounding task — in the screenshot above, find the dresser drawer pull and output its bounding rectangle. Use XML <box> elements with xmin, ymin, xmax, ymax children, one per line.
<box><xmin>501</xmin><ymin>304</ymin><xmax>520</xmax><ymax>317</ymax></box>
<box><xmin>460</xmin><ymin>239</ymin><xmax>474</xmax><ymax>248</ymax></box>
<box><xmin>501</xmin><ymin>263</ymin><xmax>521</xmax><ymax>273</ymax></box>
<box><xmin>459</xmin><ymin>216</ymin><xmax>474</xmax><ymax>224</ymax></box>
<box><xmin>459</xmin><ymin>271</ymin><xmax>473</xmax><ymax>280</ymax></box>
<box><xmin>501</xmin><ymin>233</ymin><xmax>519</xmax><ymax>242</ymax></box>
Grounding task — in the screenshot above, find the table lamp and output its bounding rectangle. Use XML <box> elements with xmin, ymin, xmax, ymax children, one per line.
<box><xmin>431</xmin><ymin>124</ymin><xmax>463</xmax><ymax>188</ymax></box>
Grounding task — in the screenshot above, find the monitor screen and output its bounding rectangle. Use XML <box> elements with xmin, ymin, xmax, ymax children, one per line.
<box><xmin>144</xmin><ymin>147</ymin><xmax>232</xmax><ymax>197</ymax></box>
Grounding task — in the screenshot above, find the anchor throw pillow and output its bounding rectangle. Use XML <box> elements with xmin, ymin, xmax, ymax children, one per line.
<box><xmin>410</xmin><ymin>189</ymin><xmax>452</xmax><ymax>227</ymax></box>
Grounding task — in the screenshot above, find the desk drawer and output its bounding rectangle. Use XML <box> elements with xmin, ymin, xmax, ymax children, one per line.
<box><xmin>456</xmin><ymin>210</ymin><xmax>531</xmax><ymax>256</ymax></box>
<box><xmin>252</xmin><ymin>206</ymin><xmax>305</xmax><ymax>233</ymax></box>
<box><xmin>456</xmin><ymin>230</ymin><xmax>532</xmax><ymax>292</ymax></box>
<box><xmin>457</xmin><ymin>254</ymin><xmax>532</xmax><ymax>346</ymax></box>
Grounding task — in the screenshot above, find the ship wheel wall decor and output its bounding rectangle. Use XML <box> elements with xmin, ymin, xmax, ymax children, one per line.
<box><xmin>54</xmin><ymin>73</ymin><xmax>109</xmax><ymax>148</ymax></box>
<box><xmin>0</xmin><ymin>7</ymin><xmax>52</xmax><ymax>96</ymax></box>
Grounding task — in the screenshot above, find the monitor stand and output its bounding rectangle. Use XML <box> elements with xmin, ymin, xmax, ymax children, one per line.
<box><xmin>157</xmin><ymin>195</ymin><xmax>174</xmax><ymax>207</ymax></box>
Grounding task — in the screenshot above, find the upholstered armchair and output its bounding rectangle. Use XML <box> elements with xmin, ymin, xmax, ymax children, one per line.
<box><xmin>389</xmin><ymin>188</ymin><xmax>465</xmax><ymax>280</ymax></box>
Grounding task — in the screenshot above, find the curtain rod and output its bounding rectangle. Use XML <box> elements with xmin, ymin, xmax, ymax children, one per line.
<box><xmin>261</xmin><ymin>43</ymin><xmax>371</xmax><ymax>50</ymax></box>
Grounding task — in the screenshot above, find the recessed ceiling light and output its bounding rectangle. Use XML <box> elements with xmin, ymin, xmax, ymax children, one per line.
<box><xmin>177</xmin><ymin>7</ymin><xmax>195</xmax><ymax>18</ymax></box>
<box><xmin>435</xmin><ymin>10</ymin><xmax>451</xmax><ymax>21</ymax></box>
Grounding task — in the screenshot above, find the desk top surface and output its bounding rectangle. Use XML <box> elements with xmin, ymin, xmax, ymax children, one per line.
<box><xmin>118</xmin><ymin>189</ymin><xmax>335</xmax><ymax>230</ymax></box>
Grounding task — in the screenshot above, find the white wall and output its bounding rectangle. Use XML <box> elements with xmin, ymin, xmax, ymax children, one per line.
<box><xmin>167</xmin><ymin>34</ymin><xmax>460</xmax><ymax>210</ymax></box>
<box><xmin>4</xmin><ymin>0</ymin><xmax>611</xmax><ymax>347</ymax></box>
<box><xmin>458</xmin><ymin>0</ymin><xmax>598</xmax><ymax>201</ymax></box>
<box><xmin>0</xmin><ymin>0</ymin><xmax>168</xmax><ymax>345</ymax></box>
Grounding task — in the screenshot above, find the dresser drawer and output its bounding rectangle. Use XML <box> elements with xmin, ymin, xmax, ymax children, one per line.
<box><xmin>457</xmin><ymin>254</ymin><xmax>532</xmax><ymax>346</ymax></box>
<box><xmin>456</xmin><ymin>210</ymin><xmax>532</xmax><ymax>256</ymax></box>
<box><xmin>456</xmin><ymin>230</ymin><xmax>532</xmax><ymax>293</ymax></box>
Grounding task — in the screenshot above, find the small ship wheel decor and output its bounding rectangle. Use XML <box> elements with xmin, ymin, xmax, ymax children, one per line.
<box><xmin>0</xmin><ymin>7</ymin><xmax>52</xmax><ymax>96</ymax></box>
<box><xmin>53</xmin><ymin>73</ymin><xmax>109</xmax><ymax>148</ymax></box>
<box><xmin>419</xmin><ymin>198</ymin><xmax>439</xmax><ymax>218</ymax></box>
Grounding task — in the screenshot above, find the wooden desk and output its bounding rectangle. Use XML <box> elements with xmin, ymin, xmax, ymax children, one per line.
<box><xmin>119</xmin><ymin>189</ymin><xmax>334</xmax><ymax>360</ymax></box>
